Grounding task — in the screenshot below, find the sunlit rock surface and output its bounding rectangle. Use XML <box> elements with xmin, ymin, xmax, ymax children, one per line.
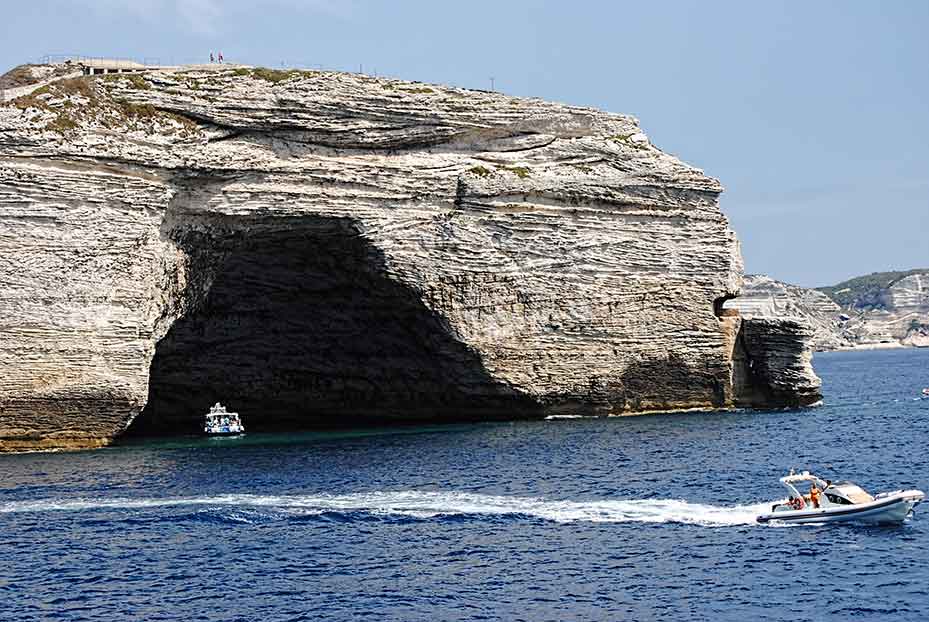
<box><xmin>729</xmin><ymin>273</ymin><xmax>929</xmax><ymax>351</ymax></box>
<box><xmin>0</xmin><ymin>65</ymin><xmax>820</xmax><ymax>450</ymax></box>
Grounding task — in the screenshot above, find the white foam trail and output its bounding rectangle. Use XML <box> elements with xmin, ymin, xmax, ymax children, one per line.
<box><xmin>0</xmin><ymin>491</ymin><xmax>771</xmax><ymax>526</ymax></box>
<box><xmin>544</xmin><ymin>414</ymin><xmax>594</xmax><ymax>420</ymax></box>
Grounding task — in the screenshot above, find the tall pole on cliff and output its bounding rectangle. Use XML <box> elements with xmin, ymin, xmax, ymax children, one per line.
<box><xmin>490</xmin><ymin>77</ymin><xmax>495</xmax><ymax>92</ymax></box>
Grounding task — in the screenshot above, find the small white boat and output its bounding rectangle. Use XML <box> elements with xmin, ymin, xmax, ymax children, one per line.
<box><xmin>756</xmin><ymin>470</ymin><xmax>923</xmax><ymax>524</ymax></box>
<box><xmin>203</xmin><ymin>402</ymin><xmax>245</xmax><ymax>436</ymax></box>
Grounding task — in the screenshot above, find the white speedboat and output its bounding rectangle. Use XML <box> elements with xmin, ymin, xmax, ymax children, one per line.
<box><xmin>756</xmin><ymin>470</ymin><xmax>923</xmax><ymax>524</ymax></box>
<box><xmin>203</xmin><ymin>402</ymin><xmax>245</xmax><ymax>436</ymax></box>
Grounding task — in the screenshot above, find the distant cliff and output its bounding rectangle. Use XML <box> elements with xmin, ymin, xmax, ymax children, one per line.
<box><xmin>0</xmin><ymin>63</ymin><xmax>821</xmax><ymax>451</ymax></box>
<box><xmin>728</xmin><ymin>271</ymin><xmax>929</xmax><ymax>350</ymax></box>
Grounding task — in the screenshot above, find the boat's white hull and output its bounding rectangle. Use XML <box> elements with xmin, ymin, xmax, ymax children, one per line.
<box><xmin>757</xmin><ymin>490</ymin><xmax>924</xmax><ymax>524</ymax></box>
<box><xmin>204</xmin><ymin>427</ymin><xmax>245</xmax><ymax>436</ymax></box>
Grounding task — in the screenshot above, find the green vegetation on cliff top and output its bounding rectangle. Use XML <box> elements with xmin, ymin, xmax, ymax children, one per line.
<box><xmin>7</xmin><ymin>75</ymin><xmax>197</xmax><ymax>136</ymax></box>
<box><xmin>233</xmin><ymin>67</ymin><xmax>318</xmax><ymax>83</ymax></box>
<box><xmin>817</xmin><ymin>269</ymin><xmax>929</xmax><ymax>309</ymax></box>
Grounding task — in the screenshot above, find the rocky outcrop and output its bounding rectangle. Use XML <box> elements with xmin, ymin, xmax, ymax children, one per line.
<box><xmin>731</xmin><ymin>318</ymin><xmax>822</xmax><ymax>408</ymax></box>
<box><xmin>0</xmin><ymin>64</ymin><xmax>821</xmax><ymax>451</ymax></box>
<box><xmin>874</xmin><ymin>274</ymin><xmax>929</xmax><ymax>347</ymax></box>
<box><xmin>0</xmin><ymin>64</ymin><xmax>82</xmax><ymax>103</ymax></box>
<box><xmin>729</xmin><ymin>273</ymin><xmax>929</xmax><ymax>351</ymax></box>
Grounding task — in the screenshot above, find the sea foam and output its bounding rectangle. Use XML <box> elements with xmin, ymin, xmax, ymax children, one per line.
<box><xmin>0</xmin><ymin>491</ymin><xmax>771</xmax><ymax>527</ymax></box>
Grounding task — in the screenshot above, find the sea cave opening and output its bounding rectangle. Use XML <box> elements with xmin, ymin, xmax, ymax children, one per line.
<box><xmin>124</xmin><ymin>215</ymin><xmax>535</xmax><ymax>438</ymax></box>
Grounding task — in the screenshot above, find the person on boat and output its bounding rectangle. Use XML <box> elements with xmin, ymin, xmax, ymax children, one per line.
<box><xmin>809</xmin><ymin>483</ymin><xmax>821</xmax><ymax>508</ymax></box>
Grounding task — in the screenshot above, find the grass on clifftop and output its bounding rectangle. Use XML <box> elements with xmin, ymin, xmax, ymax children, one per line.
<box><xmin>103</xmin><ymin>73</ymin><xmax>151</xmax><ymax>91</ymax></box>
<box><xmin>9</xmin><ymin>75</ymin><xmax>197</xmax><ymax>136</ymax></box>
<box><xmin>498</xmin><ymin>165</ymin><xmax>531</xmax><ymax>179</ymax></box>
<box><xmin>398</xmin><ymin>86</ymin><xmax>435</xmax><ymax>94</ymax></box>
<box><xmin>11</xmin><ymin>77</ymin><xmax>94</xmax><ymax>113</ymax></box>
<box><xmin>234</xmin><ymin>67</ymin><xmax>317</xmax><ymax>83</ymax></box>
<box><xmin>817</xmin><ymin>269</ymin><xmax>929</xmax><ymax>309</ymax></box>
<box><xmin>467</xmin><ymin>165</ymin><xmax>531</xmax><ymax>179</ymax></box>
<box><xmin>608</xmin><ymin>132</ymin><xmax>649</xmax><ymax>150</ymax></box>
<box><xmin>0</xmin><ymin>65</ymin><xmax>37</xmax><ymax>89</ymax></box>
<box><xmin>0</xmin><ymin>64</ymin><xmax>76</xmax><ymax>90</ymax></box>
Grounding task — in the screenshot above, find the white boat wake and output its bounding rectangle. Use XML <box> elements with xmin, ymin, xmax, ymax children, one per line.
<box><xmin>0</xmin><ymin>491</ymin><xmax>772</xmax><ymax>527</ymax></box>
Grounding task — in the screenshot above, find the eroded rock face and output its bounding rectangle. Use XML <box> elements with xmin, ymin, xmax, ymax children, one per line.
<box><xmin>732</xmin><ymin>318</ymin><xmax>822</xmax><ymax>408</ymax></box>
<box><xmin>0</xmin><ymin>65</ymin><xmax>820</xmax><ymax>450</ymax></box>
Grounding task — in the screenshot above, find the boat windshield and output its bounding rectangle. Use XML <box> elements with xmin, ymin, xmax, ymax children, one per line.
<box><xmin>830</xmin><ymin>483</ymin><xmax>873</xmax><ymax>504</ymax></box>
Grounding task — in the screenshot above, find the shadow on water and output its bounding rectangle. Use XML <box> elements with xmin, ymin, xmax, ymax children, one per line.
<box><xmin>115</xmin><ymin>422</ymin><xmax>489</xmax><ymax>451</ymax></box>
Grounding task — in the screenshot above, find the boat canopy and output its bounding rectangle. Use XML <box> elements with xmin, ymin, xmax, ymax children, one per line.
<box><xmin>780</xmin><ymin>471</ymin><xmax>827</xmax><ymax>488</ymax></box>
<box><xmin>829</xmin><ymin>482</ymin><xmax>874</xmax><ymax>504</ymax></box>
<box><xmin>779</xmin><ymin>471</ymin><xmax>876</xmax><ymax>505</ymax></box>
<box><xmin>206</xmin><ymin>402</ymin><xmax>240</xmax><ymax>420</ymax></box>
<box><xmin>777</xmin><ymin>471</ymin><xmax>830</xmax><ymax>503</ymax></box>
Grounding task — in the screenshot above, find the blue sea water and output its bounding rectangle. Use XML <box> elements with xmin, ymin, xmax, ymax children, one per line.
<box><xmin>2</xmin><ymin>348</ymin><xmax>928</xmax><ymax>621</ymax></box>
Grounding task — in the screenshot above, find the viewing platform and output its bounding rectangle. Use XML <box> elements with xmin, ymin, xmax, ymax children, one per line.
<box><xmin>34</xmin><ymin>55</ymin><xmax>245</xmax><ymax>77</ymax></box>
<box><xmin>79</xmin><ymin>59</ymin><xmax>243</xmax><ymax>75</ymax></box>
<box><xmin>80</xmin><ymin>58</ymin><xmax>148</xmax><ymax>75</ymax></box>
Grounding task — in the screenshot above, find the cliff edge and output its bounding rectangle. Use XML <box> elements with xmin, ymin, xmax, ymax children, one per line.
<box><xmin>0</xmin><ymin>64</ymin><xmax>821</xmax><ymax>450</ymax></box>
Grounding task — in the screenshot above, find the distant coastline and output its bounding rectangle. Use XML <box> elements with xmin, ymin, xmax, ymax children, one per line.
<box><xmin>728</xmin><ymin>270</ymin><xmax>929</xmax><ymax>352</ymax></box>
<box><xmin>833</xmin><ymin>341</ymin><xmax>908</xmax><ymax>352</ymax></box>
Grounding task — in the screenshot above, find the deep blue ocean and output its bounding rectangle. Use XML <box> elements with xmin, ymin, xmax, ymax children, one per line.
<box><xmin>2</xmin><ymin>348</ymin><xmax>928</xmax><ymax>621</ymax></box>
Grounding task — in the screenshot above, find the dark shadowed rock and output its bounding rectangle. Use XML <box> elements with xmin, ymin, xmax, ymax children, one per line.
<box><xmin>732</xmin><ymin>318</ymin><xmax>822</xmax><ymax>408</ymax></box>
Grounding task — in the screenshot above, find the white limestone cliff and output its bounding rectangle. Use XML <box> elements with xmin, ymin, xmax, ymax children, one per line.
<box><xmin>0</xmin><ymin>66</ymin><xmax>821</xmax><ymax>450</ymax></box>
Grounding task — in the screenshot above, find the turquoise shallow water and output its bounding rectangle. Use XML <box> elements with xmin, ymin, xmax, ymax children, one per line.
<box><xmin>2</xmin><ymin>348</ymin><xmax>928</xmax><ymax>621</ymax></box>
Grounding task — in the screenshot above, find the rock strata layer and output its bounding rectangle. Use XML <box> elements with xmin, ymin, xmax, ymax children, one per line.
<box><xmin>0</xmin><ymin>65</ymin><xmax>821</xmax><ymax>450</ymax></box>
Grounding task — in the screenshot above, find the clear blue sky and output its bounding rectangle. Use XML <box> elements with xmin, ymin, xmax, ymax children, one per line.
<box><xmin>2</xmin><ymin>1</ymin><xmax>926</xmax><ymax>287</ymax></box>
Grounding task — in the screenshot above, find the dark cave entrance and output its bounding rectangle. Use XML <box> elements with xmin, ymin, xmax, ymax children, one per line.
<box><xmin>125</xmin><ymin>215</ymin><xmax>537</xmax><ymax>437</ymax></box>
<box><xmin>713</xmin><ymin>294</ymin><xmax>738</xmax><ymax>318</ymax></box>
